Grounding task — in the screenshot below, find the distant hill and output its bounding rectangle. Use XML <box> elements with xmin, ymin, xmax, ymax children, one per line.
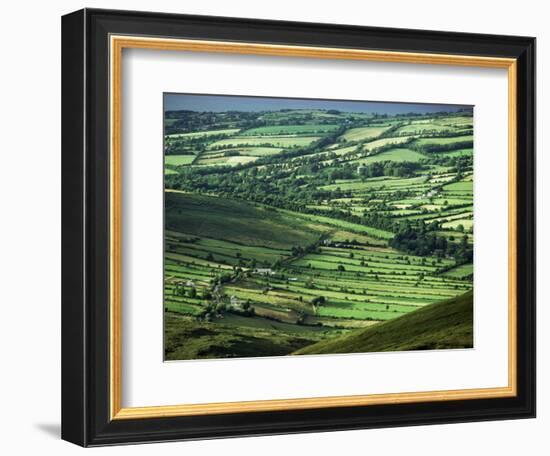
<box><xmin>294</xmin><ymin>291</ymin><xmax>473</xmax><ymax>355</ymax></box>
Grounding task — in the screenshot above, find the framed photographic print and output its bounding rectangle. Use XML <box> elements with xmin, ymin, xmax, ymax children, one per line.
<box><xmin>61</xmin><ymin>8</ymin><xmax>536</xmax><ymax>447</ymax></box>
<box><xmin>161</xmin><ymin>93</ymin><xmax>477</xmax><ymax>361</ymax></box>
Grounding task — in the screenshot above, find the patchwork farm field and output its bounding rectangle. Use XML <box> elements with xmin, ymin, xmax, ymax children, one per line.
<box><xmin>163</xmin><ymin>99</ymin><xmax>474</xmax><ymax>360</ymax></box>
<box><xmin>165</xmin><ymin>155</ymin><xmax>195</xmax><ymax>166</ymax></box>
<box><xmin>353</xmin><ymin>148</ymin><xmax>426</xmax><ymax>165</ymax></box>
<box><xmin>339</xmin><ymin>126</ymin><xmax>391</xmax><ymax>142</ymax></box>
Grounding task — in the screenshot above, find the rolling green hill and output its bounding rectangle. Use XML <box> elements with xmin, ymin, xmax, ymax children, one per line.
<box><xmin>294</xmin><ymin>290</ymin><xmax>473</xmax><ymax>355</ymax></box>
<box><xmin>165</xmin><ymin>191</ymin><xmax>327</xmax><ymax>249</ymax></box>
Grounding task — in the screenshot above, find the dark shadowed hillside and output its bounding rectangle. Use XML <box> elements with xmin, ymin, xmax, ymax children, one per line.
<box><xmin>294</xmin><ymin>291</ymin><xmax>473</xmax><ymax>355</ymax></box>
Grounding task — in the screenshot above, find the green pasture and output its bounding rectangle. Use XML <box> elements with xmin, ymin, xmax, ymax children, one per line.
<box><xmin>165</xmin><ymin>155</ymin><xmax>195</xmax><ymax>166</ymax></box>
<box><xmin>339</xmin><ymin>126</ymin><xmax>390</xmax><ymax>142</ymax></box>
<box><xmin>354</xmin><ymin>148</ymin><xmax>427</xmax><ymax>165</ymax></box>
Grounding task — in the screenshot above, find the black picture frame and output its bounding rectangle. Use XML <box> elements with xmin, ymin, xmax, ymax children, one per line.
<box><xmin>62</xmin><ymin>8</ymin><xmax>536</xmax><ymax>447</ymax></box>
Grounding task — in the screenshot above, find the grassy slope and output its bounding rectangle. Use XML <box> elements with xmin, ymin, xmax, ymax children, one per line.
<box><xmin>165</xmin><ymin>191</ymin><xmax>327</xmax><ymax>249</ymax></box>
<box><xmin>294</xmin><ymin>290</ymin><xmax>473</xmax><ymax>355</ymax></box>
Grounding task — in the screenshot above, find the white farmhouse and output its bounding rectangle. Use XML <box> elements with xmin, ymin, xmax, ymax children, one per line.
<box><xmin>229</xmin><ymin>295</ymin><xmax>241</xmax><ymax>308</ymax></box>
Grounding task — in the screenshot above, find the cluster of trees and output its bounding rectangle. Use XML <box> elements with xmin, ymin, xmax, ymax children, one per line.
<box><xmin>223</xmin><ymin>150</ymin><xmax>241</xmax><ymax>157</ymax></box>
<box><xmin>388</xmin><ymin>125</ymin><xmax>473</xmax><ymax>139</ymax></box>
<box><xmin>258</xmin><ymin>110</ymin><xmax>347</xmax><ymax>126</ymax></box>
<box><xmin>410</xmin><ymin>139</ymin><xmax>473</xmax><ymax>154</ymax></box>
<box><xmin>430</xmin><ymin>154</ymin><xmax>473</xmax><ymax>174</ymax></box>
<box><xmin>196</xmin><ymin>300</ymin><xmax>255</xmax><ymax>322</ymax></box>
<box><xmin>290</xmin><ymin>241</ymin><xmax>319</xmax><ymax>258</ymax></box>
<box><xmin>328</xmin><ymin>164</ymin><xmax>356</xmax><ymax>180</ymax></box>
<box><xmin>164</xmin><ymin>110</ymin><xmax>258</xmax><ymax>135</ymax></box>
<box><xmin>165</xmin><ymin>132</ymin><xmax>238</xmax><ymax>155</ymax></box>
<box><xmin>358</xmin><ymin>160</ymin><xmax>423</xmax><ymax>178</ymax></box>
<box><xmin>389</xmin><ymin>223</ymin><xmax>473</xmax><ymax>264</ymax></box>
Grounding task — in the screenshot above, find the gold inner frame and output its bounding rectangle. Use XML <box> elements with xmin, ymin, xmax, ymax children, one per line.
<box><xmin>109</xmin><ymin>35</ymin><xmax>518</xmax><ymax>420</ymax></box>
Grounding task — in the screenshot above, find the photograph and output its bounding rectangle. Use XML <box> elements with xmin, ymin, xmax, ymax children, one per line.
<box><xmin>163</xmin><ymin>94</ymin><xmax>475</xmax><ymax>361</ymax></box>
<box><xmin>58</xmin><ymin>6</ymin><xmax>536</xmax><ymax>447</ymax></box>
